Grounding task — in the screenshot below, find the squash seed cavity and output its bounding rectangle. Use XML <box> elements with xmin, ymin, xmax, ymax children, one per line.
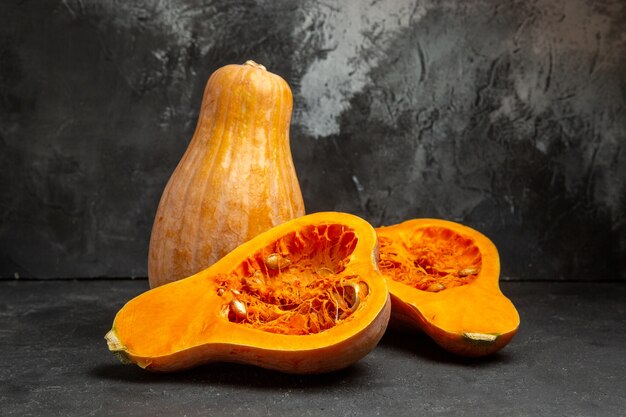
<box><xmin>378</xmin><ymin>227</ymin><xmax>482</xmax><ymax>292</ymax></box>
<box><xmin>215</xmin><ymin>224</ymin><xmax>368</xmax><ymax>335</ymax></box>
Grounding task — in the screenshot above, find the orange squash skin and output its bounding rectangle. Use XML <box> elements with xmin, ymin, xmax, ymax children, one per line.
<box><xmin>148</xmin><ymin>61</ymin><xmax>305</xmax><ymax>288</ymax></box>
<box><xmin>376</xmin><ymin>219</ymin><xmax>519</xmax><ymax>357</ymax></box>
<box><xmin>108</xmin><ymin>212</ymin><xmax>391</xmax><ymax>374</ymax></box>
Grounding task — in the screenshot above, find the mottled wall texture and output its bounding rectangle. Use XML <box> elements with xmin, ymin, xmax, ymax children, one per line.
<box><xmin>1</xmin><ymin>0</ymin><xmax>625</xmax><ymax>279</ymax></box>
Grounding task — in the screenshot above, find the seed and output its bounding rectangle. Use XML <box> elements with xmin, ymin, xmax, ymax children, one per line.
<box><xmin>230</xmin><ymin>299</ymin><xmax>247</xmax><ymax>318</ymax></box>
<box><xmin>243</xmin><ymin>270</ymin><xmax>265</xmax><ymax>287</ymax></box>
<box><xmin>459</xmin><ymin>268</ymin><xmax>480</xmax><ymax>277</ymax></box>
<box><xmin>316</xmin><ymin>267</ymin><xmax>334</xmax><ymax>277</ymax></box>
<box><xmin>216</xmin><ymin>288</ymin><xmax>225</xmax><ymax>296</ymax></box>
<box><xmin>425</xmin><ymin>283</ymin><xmax>446</xmax><ymax>292</ymax></box>
<box><xmin>265</xmin><ymin>253</ymin><xmax>291</xmax><ymax>270</ymax></box>
<box><xmin>341</xmin><ymin>282</ymin><xmax>363</xmax><ymax>313</ymax></box>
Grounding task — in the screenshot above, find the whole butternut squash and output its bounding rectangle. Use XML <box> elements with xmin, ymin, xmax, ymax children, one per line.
<box><xmin>149</xmin><ymin>61</ymin><xmax>305</xmax><ymax>288</ymax></box>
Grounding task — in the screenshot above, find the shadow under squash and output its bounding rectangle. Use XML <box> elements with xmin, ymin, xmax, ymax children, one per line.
<box><xmin>90</xmin><ymin>359</ymin><xmax>366</xmax><ymax>389</ymax></box>
<box><xmin>378</xmin><ymin>326</ymin><xmax>514</xmax><ymax>366</ymax></box>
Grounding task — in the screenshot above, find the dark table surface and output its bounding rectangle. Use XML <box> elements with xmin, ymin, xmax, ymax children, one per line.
<box><xmin>1</xmin><ymin>280</ymin><xmax>624</xmax><ymax>417</ymax></box>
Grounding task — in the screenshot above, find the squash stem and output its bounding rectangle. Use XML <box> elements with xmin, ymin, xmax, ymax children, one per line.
<box><xmin>105</xmin><ymin>329</ymin><xmax>133</xmax><ymax>364</ymax></box>
<box><xmin>244</xmin><ymin>60</ymin><xmax>267</xmax><ymax>71</ymax></box>
<box><xmin>463</xmin><ymin>332</ymin><xmax>498</xmax><ymax>344</ymax></box>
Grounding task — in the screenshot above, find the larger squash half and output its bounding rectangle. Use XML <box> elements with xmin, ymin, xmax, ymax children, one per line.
<box><xmin>376</xmin><ymin>219</ymin><xmax>519</xmax><ymax>357</ymax></box>
<box><xmin>107</xmin><ymin>212</ymin><xmax>391</xmax><ymax>374</ymax></box>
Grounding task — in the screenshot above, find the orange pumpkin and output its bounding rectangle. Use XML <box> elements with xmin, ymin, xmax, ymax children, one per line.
<box><xmin>107</xmin><ymin>212</ymin><xmax>391</xmax><ymax>374</ymax></box>
<box><xmin>148</xmin><ymin>61</ymin><xmax>304</xmax><ymax>288</ymax></box>
<box><xmin>376</xmin><ymin>219</ymin><xmax>519</xmax><ymax>356</ymax></box>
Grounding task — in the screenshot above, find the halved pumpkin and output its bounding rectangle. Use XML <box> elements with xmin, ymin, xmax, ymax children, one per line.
<box><xmin>107</xmin><ymin>212</ymin><xmax>391</xmax><ymax>374</ymax></box>
<box><xmin>376</xmin><ymin>219</ymin><xmax>519</xmax><ymax>357</ymax></box>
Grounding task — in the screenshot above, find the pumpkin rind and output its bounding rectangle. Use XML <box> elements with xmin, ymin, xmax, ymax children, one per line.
<box><xmin>108</xmin><ymin>212</ymin><xmax>391</xmax><ymax>374</ymax></box>
<box><xmin>376</xmin><ymin>218</ymin><xmax>519</xmax><ymax>357</ymax></box>
<box><xmin>148</xmin><ymin>61</ymin><xmax>305</xmax><ymax>288</ymax></box>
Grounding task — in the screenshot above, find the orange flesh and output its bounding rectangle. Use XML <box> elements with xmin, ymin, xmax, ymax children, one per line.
<box><xmin>214</xmin><ymin>224</ymin><xmax>370</xmax><ymax>335</ymax></box>
<box><xmin>378</xmin><ymin>226</ymin><xmax>482</xmax><ymax>292</ymax></box>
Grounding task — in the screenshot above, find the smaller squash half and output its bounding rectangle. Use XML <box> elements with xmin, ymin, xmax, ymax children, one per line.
<box><xmin>106</xmin><ymin>212</ymin><xmax>390</xmax><ymax>374</ymax></box>
<box><xmin>376</xmin><ymin>219</ymin><xmax>519</xmax><ymax>357</ymax></box>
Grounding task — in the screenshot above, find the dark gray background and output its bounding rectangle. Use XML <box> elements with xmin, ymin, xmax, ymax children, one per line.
<box><xmin>1</xmin><ymin>0</ymin><xmax>625</xmax><ymax>280</ymax></box>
